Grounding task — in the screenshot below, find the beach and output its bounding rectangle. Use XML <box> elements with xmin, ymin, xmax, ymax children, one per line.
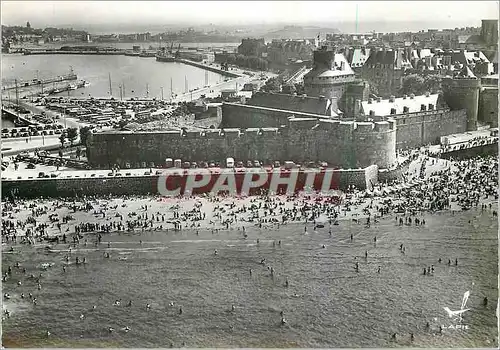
<box><xmin>2</xmin><ymin>153</ymin><xmax>498</xmax><ymax>348</ymax></box>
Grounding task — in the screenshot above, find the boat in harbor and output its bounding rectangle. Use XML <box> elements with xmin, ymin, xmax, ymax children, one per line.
<box><xmin>139</xmin><ymin>51</ymin><xmax>156</xmax><ymax>57</ymax></box>
<box><xmin>124</xmin><ymin>51</ymin><xmax>141</xmax><ymax>57</ymax></box>
<box><xmin>68</xmin><ymin>83</ymin><xmax>77</xmax><ymax>90</ymax></box>
<box><xmin>156</xmin><ymin>52</ymin><xmax>176</xmax><ymax>62</ymax></box>
<box><xmin>156</xmin><ymin>44</ymin><xmax>177</xmax><ymax>62</ymax></box>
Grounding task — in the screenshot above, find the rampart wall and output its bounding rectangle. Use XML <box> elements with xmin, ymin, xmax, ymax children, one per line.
<box><xmin>1</xmin><ymin>166</ymin><xmax>380</xmax><ymax>199</ymax></box>
<box><xmin>86</xmin><ymin>118</ymin><xmax>397</xmax><ymax>170</ymax></box>
<box><xmin>393</xmin><ymin>109</ymin><xmax>468</xmax><ymax>149</ymax></box>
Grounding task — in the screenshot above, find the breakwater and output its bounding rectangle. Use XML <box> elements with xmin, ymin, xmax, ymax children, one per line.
<box><xmin>1</xmin><ymin>107</ymin><xmax>37</xmax><ymax>126</ymax></box>
<box><xmin>24</xmin><ymin>49</ymin><xmax>123</xmax><ymax>56</ymax></box>
<box><xmin>175</xmin><ymin>59</ymin><xmax>240</xmax><ymax>78</ymax></box>
<box><xmin>2</xmin><ymin>73</ymin><xmax>77</xmax><ymax>90</ymax></box>
<box><xmin>2</xmin><ymin>166</ymin><xmax>379</xmax><ymax>199</ymax></box>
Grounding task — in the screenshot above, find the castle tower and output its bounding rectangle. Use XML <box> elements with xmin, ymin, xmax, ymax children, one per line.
<box><xmin>442</xmin><ymin>76</ymin><xmax>481</xmax><ymax>131</ymax></box>
<box><xmin>344</xmin><ymin>81</ymin><xmax>370</xmax><ymax>118</ymax></box>
<box><xmin>303</xmin><ymin>46</ymin><xmax>356</xmax><ymax>100</ymax></box>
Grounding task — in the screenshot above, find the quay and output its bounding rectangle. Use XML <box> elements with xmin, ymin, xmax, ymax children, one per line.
<box><xmin>1</xmin><ymin>107</ymin><xmax>37</xmax><ymax>127</ymax></box>
<box><xmin>2</xmin><ymin>73</ymin><xmax>78</xmax><ymax>90</ymax></box>
<box><xmin>24</xmin><ymin>49</ymin><xmax>123</xmax><ymax>56</ymax></box>
<box><xmin>174</xmin><ymin>59</ymin><xmax>241</xmax><ymax>78</ymax></box>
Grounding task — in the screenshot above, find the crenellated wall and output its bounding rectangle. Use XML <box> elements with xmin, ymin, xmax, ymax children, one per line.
<box><xmin>87</xmin><ymin>118</ymin><xmax>398</xmax><ymax>170</ymax></box>
<box><xmin>393</xmin><ymin>109</ymin><xmax>468</xmax><ymax>149</ymax></box>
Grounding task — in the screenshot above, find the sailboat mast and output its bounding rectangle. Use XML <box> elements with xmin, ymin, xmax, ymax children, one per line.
<box><xmin>108</xmin><ymin>73</ymin><xmax>113</xmax><ymax>96</ymax></box>
<box><xmin>170</xmin><ymin>77</ymin><xmax>173</xmax><ymax>102</ymax></box>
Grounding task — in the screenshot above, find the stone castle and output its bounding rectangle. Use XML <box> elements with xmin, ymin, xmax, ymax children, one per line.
<box><xmin>87</xmin><ymin>46</ymin><xmax>482</xmax><ymax>171</ymax></box>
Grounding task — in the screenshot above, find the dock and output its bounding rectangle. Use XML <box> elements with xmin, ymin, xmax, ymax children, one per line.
<box><xmin>175</xmin><ymin>59</ymin><xmax>241</xmax><ymax>78</ymax></box>
<box><xmin>1</xmin><ymin>106</ymin><xmax>37</xmax><ymax>127</ymax></box>
<box><xmin>2</xmin><ymin>73</ymin><xmax>78</xmax><ymax>91</ymax></box>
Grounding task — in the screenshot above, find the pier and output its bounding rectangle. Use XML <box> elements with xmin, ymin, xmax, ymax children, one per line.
<box><xmin>1</xmin><ymin>107</ymin><xmax>37</xmax><ymax>127</ymax></box>
<box><xmin>2</xmin><ymin>73</ymin><xmax>78</xmax><ymax>91</ymax></box>
<box><xmin>174</xmin><ymin>59</ymin><xmax>241</xmax><ymax>78</ymax></box>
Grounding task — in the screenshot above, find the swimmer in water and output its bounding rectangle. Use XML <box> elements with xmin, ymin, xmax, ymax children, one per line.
<box><xmin>146</xmin><ymin>303</ymin><xmax>151</xmax><ymax>310</ymax></box>
<box><xmin>214</xmin><ymin>249</ymin><xmax>218</xmax><ymax>256</ymax></box>
<box><xmin>179</xmin><ymin>306</ymin><xmax>183</xmax><ymax>315</ymax></box>
<box><xmin>231</xmin><ymin>305</ymin><xmax>235</xmax><ymax>312</ymax></box>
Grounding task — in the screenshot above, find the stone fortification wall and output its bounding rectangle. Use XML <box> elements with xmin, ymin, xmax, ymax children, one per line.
<box><xmin>221</xmin><ymin>103</ymin><xmax>334</xmax><ymax>128</ymax></box>
<box><xmin>440</xmin><ymin>142</ymin><xmax>498</xmax><ymax>160</ymax></box>
<box><xmin>2</xmin><ymin>176</ymin><xmax>158</xmax><ymax>199</ymax></box>
<box><xmin>87</xmin><ymin>119</ymin><xmax>397</xmax><ymax>170</ymax></box>
<box><xmin>2</xmin><ymin>166</ymin><xmax>381</xmax><ymax>199</ymax></box>
<box><xmin>394</xmin><ymin>109</ymin><xmax>468</xmax><ymax>149</ymax></box>
<box><xmin>442</xmin><ymin>77</ymin><xmax>480</xmax><ymax>131</ymax></box>
<box><xmin>478</xmin><ymin>87</ymin><xmax>498</xmax><ymax>127</ymax></box>
<box><xmin>378</xmin><ymin>163</ymin><xmax>411</xmax><ymax>183</ymax></box>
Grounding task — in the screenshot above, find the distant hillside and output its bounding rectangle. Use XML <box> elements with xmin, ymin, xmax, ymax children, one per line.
<box><xmin>263</xmin><ymin>25</ymin><xmax>340</xmax><ymax>40</ymax></box>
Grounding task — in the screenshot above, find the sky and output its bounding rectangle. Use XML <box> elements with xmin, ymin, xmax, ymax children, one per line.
<box><xmin>1</xmin><ymin>1</ymin><xmax>498</xmax><ymax>31</ymax></box>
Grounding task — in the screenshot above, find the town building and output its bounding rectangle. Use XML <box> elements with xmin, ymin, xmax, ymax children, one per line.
<box><xmin>266</xmin><ymin>39</ymin><xmax>317</xmax><ymax>65</ymax></box>
<box><xmin>237</xmin><ymin>38</ymin><xmax>266</xmax><ymax>57</ymax></box>
<box><xmin>360</xmin><ymin>48</ymin><xmax>412</xmax><ymax>97</ymax></box>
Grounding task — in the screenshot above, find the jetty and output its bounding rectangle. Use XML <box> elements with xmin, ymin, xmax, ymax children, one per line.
<box><xmin>2</xmin><ymin>73</ymin><xmax>78</xmax><ymax>91</ymax></box>
<box><xmin>1</xmin><ymin>107</ymin><xmax>37</xmax><ymax>127</ymax></box>
<box><xmin>174</xmin><ymin>59</ymin><xmax>241</xmax><ymax>78</ymax></box>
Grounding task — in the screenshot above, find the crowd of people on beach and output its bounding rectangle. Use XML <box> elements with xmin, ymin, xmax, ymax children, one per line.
<box><xmin>1</xmin><ymin>150</ymin><xmax>498</xmax><ymax>346</ymax></box>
